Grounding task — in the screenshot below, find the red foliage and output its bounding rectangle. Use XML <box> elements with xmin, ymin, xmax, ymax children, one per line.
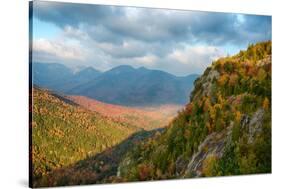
<box><xmin>67</xmin><ymin>96</ymin><xmax>183</xmax><ymax>130</ymax></box>
<box><xmin>138</xmin><ymin>164</ymin><xmax>152</xmax><ymax>180</ymax></box>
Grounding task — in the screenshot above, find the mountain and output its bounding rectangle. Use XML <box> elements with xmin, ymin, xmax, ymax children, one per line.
<box><xmin>59</xmin><ymin>67</ymin><xmax>102</xmax><ymax>92</ymax></box>
<box><xmin>31</xmin><ymin>87</ymin><xmax>140</xmax><ymax>187</ymax></box>
<box><xmin>32</xmin><ymin>63</ymin><xmax>73</xmax><ymax>91</ymax></box>
<box><xmin>33</xmin><ymin>62</ymin><xmax>198</xmax><ymax>106</ymax></box>
<box><xmin>74</xmin><ymin>67</ymin><xmax>101</xmax><ymax>82</ymax></box>
<box><xmin>115</xmin><ymin>41</ymin><xmax>272</xmax><ymax>181</ymax></box>
<box><xmin>32</xmin><ymin>62</ymin><xmax>101</xmax><ymax>92</ymax></box>
<box><xmin>68</xmin><ymin>65</ymin><xmax>198</xmax><ymax>106</ymax></box>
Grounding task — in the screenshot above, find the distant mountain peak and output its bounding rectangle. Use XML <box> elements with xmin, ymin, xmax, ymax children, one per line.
<box><xmin>106</xmin><ymin>65</ymin><xmax>135</xmax><ymax>74</ymax></box>
<box><xmin>111</xmin><ymin>65</ymin><xmax>134</xmax><ymax>70</ymax></box>
<box><xmin>76</xmin><ymin>67</ymin><xmax>101</xmax><ymax>75</ymax></box>
<box><xmin>138</xmin><ymin>66</ymin><xmax>148</xmax><ymax>70</ymax></box>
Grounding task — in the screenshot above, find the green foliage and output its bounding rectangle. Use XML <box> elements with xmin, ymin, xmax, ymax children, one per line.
<box><xmin>216</xmin><ymin>143</ymin><xmax>240</xmax><ymax>175</ymax></box>
<box><xmin>32</xmin><ymin>88</ymin><xmax>137</xmax><ymax>184</ymax></box>
<box><xmin>119</xmin><ymin>41</ymin><xmax>271</xmax><ymax>181</ymax></box>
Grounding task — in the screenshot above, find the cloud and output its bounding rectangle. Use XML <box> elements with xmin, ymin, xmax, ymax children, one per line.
<box><xmin>63</xmin><ymin>25</ymin><xmax>89</xmax><ymax>40</ymax></box>
<box><xmin>167</xmin><ymin>45</ymin><xmax>225</xmax><ymax>72</ymax></box>
<box><xmin>133</xmin><ymin>54</ymin><xmax>159</xmax><ymax>66</ymax></box>
<box><xmin>32</xmin><ymin>1</ymin><xmax>272</xmax><ymax>75</ymax></box>
<box><xmin>33</xmin><ymin>1</ymin><xmax>271</xmax><ymax>45</ymax></box>
<box><xmin>97</xmin><ymin>40</ymin><xmax>147</xmax><ymax>58</ymax></box>
<box><xmin>33</xmin><ymin>38</ymin><xmax>86</xmax><ymax>62</ymax></box>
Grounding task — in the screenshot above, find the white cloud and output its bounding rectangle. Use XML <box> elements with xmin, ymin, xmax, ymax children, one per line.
<box><xmin>133</xmin><ymin>54</ymin><xmax>158</xmax><ymax>66</ymax></box>
<box><xmin>33</xmin><ymin>38</ymin><xmax>86</xmax><ymax>62</ymax></box>
<box><xmin>168</xmin><ymin>45</ymin><xmax>225</xmax><ymax>70</ymax></box>
<box><xmin>96</xmin><ymin>40</ymin><xmax>148</xmax><ymax>58</ymax></box>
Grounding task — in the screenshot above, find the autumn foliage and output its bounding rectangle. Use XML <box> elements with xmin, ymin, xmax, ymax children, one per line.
<box><xmin>118</xmin><ymin>41</ymin><xmax>271</xmax><ymax>180</ymax></box>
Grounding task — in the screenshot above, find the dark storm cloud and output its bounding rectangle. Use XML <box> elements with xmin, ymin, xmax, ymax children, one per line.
<box><xmin>33</xmin><ymin>1</ymin><xmax>124</xmax><ymax>28</ymax></box>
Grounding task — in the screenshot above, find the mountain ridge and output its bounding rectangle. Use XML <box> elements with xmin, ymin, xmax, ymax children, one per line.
<box><xmin>33</xmin><ymin>63</ymin><xmax>199</xmax><ymax>106</ymax></box>
<box><xmin>33</xmin><ymin>62</ymin><xmax>102</xmax><ymax>92</ymax></box>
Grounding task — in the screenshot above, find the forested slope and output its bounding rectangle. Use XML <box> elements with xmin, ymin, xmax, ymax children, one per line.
<box><xmin>117</xmin><ymin>41</ymin><xmax>272</xmax><ymax>181</ymax></box>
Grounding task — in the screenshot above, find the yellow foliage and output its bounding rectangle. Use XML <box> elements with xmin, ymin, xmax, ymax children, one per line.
<box><xmin>203</xmin><ymin>98</ymin><xmax>211</xmax><ymax>112</ymax></box>
<box><xmin>214</xmin><ymin>103</ymin><xmax>222</xmax><ymax>111</ymax></box>
<box><xmin>235</xmin><ymin>111</ymin><xmax>242</xmax><ymax>122</ymax></box>
<box><xmin>206</xmin><ymin>122</ymin><xmax>212</xmax><ymax>133</ymax></box>
<box><xmin>257</xmin><ymin>68</ymin><xmax>267</xmax><ymax>81</ymax></box>
<box><xmin>218</xmin><ymin>74</ymin><xmax>228</xmax><ymax>86</ymax></box>
<box><xmin>202</xmin><ymin>155</ymin><xmax>217</xmax><ymax>177</ymax></box>
<box><xmin>262</xmin><ymin>97</ymin><xmax>270</xmax><ymax>110</ymax></box>
<box><xmin>209</xmin><ymin>106</ymin><xmax>216</xmax><ymax>121</ymax></box>
<box><xmin>229</xmin><ymin>73</ymin><xmax>238</xmax><ymax>86</ymax></box>
<box><xmin>217</xmin><ymin>93</ymin><xmax>224</xmax><ymax>105</ymax></box>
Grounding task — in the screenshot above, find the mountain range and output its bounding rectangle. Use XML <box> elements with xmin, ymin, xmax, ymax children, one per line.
<box><xmin>32</xmin><ymin>63</ymin><xmax>101</xmax><ymax>92</ymax></box>
<box><xmin>32</xmin><ymin>63</ymin><xmax>198</xmax><ymax>106</ymax></box>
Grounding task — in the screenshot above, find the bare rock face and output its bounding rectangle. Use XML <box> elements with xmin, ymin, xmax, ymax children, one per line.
<box><xmin>201</xmin><ymin>69</ymin><xmax>220</xmax><ymax>97</ymax></box>
<box><xmin>191</xmin><ymin>69</ymin><xmax>220</xmax><ymax>101</ymax></box>
<box><xmin>185</xmin><ymin>125</ymin><xmax>233</xmax><ymax>177</ymax></box>
<box><xmin>184</xmin><ymin>108</ymin><xmax>265</xmax><ymax>177</ymax></box>
<box><xmin>175</xmin><ymin>154</ymin><xmax>189</xmax><ymax>176</ymax></box>
<box><xmin>247</xmin><ymin>108</ymin><xmax>265</xmax><ymax>144</ymax></box>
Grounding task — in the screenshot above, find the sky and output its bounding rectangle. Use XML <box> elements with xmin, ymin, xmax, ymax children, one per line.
<box><xmin>31</xmin><ymin>1</ymin><xmax>272</xmax><ymax>76</ymax></box>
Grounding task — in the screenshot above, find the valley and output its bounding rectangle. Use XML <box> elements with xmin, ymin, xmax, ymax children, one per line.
<box><xmin>67</xmin><ymin>95</ymin><xmax>182</xmax><ymax>130</ymax></box>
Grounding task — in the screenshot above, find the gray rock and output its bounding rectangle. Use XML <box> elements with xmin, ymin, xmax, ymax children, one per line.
<box><xmin>248</xmin><ymin>108</ymin><xmax>264</xmax><ymax>143</ymax></box>
<box><xmin>185</xmin><ymin>124</ymin><xmax>233</xmax><ymax>177</ymax></box>
<box><xmin>175</xmin><ymin>154</ymin><xmax>189</xmax><ymax>176</ymax></box>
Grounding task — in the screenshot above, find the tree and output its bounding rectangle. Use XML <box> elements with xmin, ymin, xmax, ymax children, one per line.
<box><xmin>257</xmin><ymin>68</ymin><xmax>267</xmax><ymax>81</ymax></box>
<box><xmin>229</xmin><ymin>73</ymin><xmax>238</xmax><ymax>86</ymax></box>
<box><xmin>138</xmin><ymin>164</ymin><xmax>153</xmax><ymax>180</ymax></box>
<box><xmin>203</xmin><ymin>98</ymin><xmax>211</xmax><ymax>112</ymax></box>
<box><xmin>262</xmin><ymin>97</ymin><xmax>270</xmax><ymax>110</ymax></box>
<box><xmin>235</xmin><ymin>111</ymin><xmax>242</xmax><ymax>123</ymax></box>
<box><xmin>202</xmin><ymin>155</ymin><xmax>218</xmax><ymax>177</ymax></box>
<box><xmin>218</xmin><ymin>74</ymin><xmax>228</xmax><ymax>86</ymax></box>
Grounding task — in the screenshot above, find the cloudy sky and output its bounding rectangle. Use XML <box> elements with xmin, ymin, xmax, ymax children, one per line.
<box><xmin>31</xmin><ymin>1</ymin><xmax>271</xmax><ymax>76</ymax></box>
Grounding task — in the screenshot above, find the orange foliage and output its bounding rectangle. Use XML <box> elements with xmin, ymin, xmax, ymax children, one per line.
<box><xmin>247</xmin><ymin>65</ymin><xmax>258</xmax><ymax>76</ymax></box>
<box><xmin>218</xmin><ymin>74</ymin><xmax>228</xmax><ymax>86</ymax></box>
<box><xmin>229</xmin><ymin>73</ymin><xmax>239</xmax><ymax>86</ymax></box>
<box><xmin>138</xmin><ymin>164</ymin><xmax>152</xmax><ymax>180</ymax></box>
<box><xmin>262</xmin><ymin>97</ymin><xmax>270</xmax><ymax>110</ymax></box>
<box><xmin>185</xmin><ymin>103</ymin><xmax>193</xmax><ymax>115</ymax></box>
